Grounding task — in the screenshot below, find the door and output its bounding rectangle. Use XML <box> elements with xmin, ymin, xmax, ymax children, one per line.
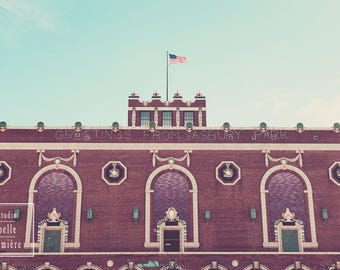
<box><xmin>43</xmin><ymin>230</ymin><xmax>61</xmax><ymax>252</ymax></box>
<box><xmin>281</xmin><ymin>229</ymin><xmax>299</xmax><ymax>252</ymax></box>
<box><xmin>164</xmin><ymin>230</ymin><xmax>180</xmax><ymax>252</ymax></box>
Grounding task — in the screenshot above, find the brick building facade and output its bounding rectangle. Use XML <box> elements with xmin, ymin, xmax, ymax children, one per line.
<box><xmin>0</xmin><ymin>92</ymin><xmax>340</xmax><ymax>270</ymax></box>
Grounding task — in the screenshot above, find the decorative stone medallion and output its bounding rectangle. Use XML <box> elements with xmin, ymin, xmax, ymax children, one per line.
<box><xmin>329</xmin><ymin>162</ymin><xmax>340</xmax><ymax>186</ymax></box>
<box><xmin>166</xmin><ymin>207</ymin><xmax>178</xmax><ymax>222</ymax></box>
<box><xmin>102</xmin><ymin>161</ymin><xmax>127</xmax><ymax>185</ymax></box>
<box><xmin>0</xmin><ymin>161</ymin><xmax>12</xmax><ymax>185</ymax></box>
<box><xmin>215</xmin><ymin>161</ymin><xmax>241</xmax><ymax>185</ymax></box>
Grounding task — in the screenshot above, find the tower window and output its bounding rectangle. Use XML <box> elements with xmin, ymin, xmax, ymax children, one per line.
<box><xmin>140</xmin><ymin>111</ymin><xmax>151</xmax><ymax>126</ymax></box>
<box><xmin>162</xmin><ymin>112</ymin><xmax>172</xmax><ymax>127</ymax></box>
<box><xmin>184</xmin><ymin>111</ymin><xmax>194</xmax><ymax>126</ymax></box>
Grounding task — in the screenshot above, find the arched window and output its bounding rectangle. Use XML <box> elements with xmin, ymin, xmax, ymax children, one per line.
<box><xmin>260</xmin><ymin>165</ymin><xmax>318</xmax><ymax>251</ymax></box>
<box><xmin>201</xmin><ymin>261</ymin><xmax>228</xmax><ymax>270</ymax></box>
<box><xmin>76</xmin><ymin>262</ymin><xmax>103</xmax><ymax>270</ymax></box>
<box><xmin>242</xmin><ymin>264</ymin><xmax>270</xmax><ymax>270</ymax></box>
<box><xmin>24</xmin><ymin>164</ymin><xmax>82</xmax><ymax>251</ymax></box>
<box><xmin>284</xmin><ymin>264</ymin><xmax>311</xmax><ymax>270</ymax></box>
<box><xmin>144</xmin><ymin>164</ymin><xmax>199</xmax><ymax>251</ymax></box>
<box><xmin>34</xmin><ymin>262</ymin><xmax>61</xmax><ymax>270</ymax></box>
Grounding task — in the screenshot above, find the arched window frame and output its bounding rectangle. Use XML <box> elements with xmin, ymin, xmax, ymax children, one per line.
<box><xmin>260</xmin><ymin>165</ymin><xmax>318</xmax><ymax>249</ymax></box>
<box><xmin>201</xmin><ymin>263</ymin><xmax>228</xmax><ymax>270</ymax></box>
<box><xmin>76</xmin><ymin>262</ymin><xmax>103</xmax><ymax>270</ymax></box>
<box><xmin>34</xmin><ymin>262</ymin><xmax>61</xmax><ymax>270</ymax></box>
<box><xmin>144</xmin><ymin>164</ymin><xmax>199</xmax><ymax>250</ymax></box>
<box><xmin>242</xmin><ymin>264</ymin><xmax>270</xmax><ymax>270</ymax></box>
<box><xmin>24</xmin><ymin>164</ymin><xmax>82</xmax><ymax>250</ymax></box>
<box><xmin>284</xmin><ymin>264</ymin><xmax>311</xmax><ymax>270</ymax></box>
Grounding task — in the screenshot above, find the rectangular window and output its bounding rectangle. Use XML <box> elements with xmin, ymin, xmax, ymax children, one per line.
<box><xmin>184</xmin><ymin>111</ymin><xmax>194</xmax><ymax>126</ymax></box>
<box><xmin>162</xmin><ymin>112</ymin><xmax>172</xmax><ymax>127</ymax></box>
<box><xmin>140</xmin><ymin>111</ymin><xmax>150</xmax><ymax>126</ymax></box>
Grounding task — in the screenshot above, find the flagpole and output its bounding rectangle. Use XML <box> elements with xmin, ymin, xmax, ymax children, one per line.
<box><xmin>166</xmin><ymin>51</ymin><xmax>169</xmax><ymax>101</ymax></box>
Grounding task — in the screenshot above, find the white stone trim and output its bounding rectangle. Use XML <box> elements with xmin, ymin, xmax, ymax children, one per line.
<box><xmin>215</xmin><ymin>161</ymin><xmax>241</xmax><ymax>186</ymax></box>
<box><xmin>260</xmin><ymin>165</ymin><xmax>318</xmax><ymax>250</ymax></box>
<box><xmin>39</xmin><ymin>223</ymin><xmax>66</xmax><ymax>253</ymax></box>
<box><xmin>201</xmin><ymin>263</ymin><xmax>228</xmax><ymax>270</ymax></box>
<box><xmin>101</xmin><ymin>161</ymin><xmax>127</xmax><ymax>185</ymax></box>
<box><xmin>118</xmin><ymin>264</ymin><xmax>143</xmax><ymax>270</ymax></box>
<box><xmin>284</xmin><ymin>264</ymin><xmax>311</xmax><ymax>270</ymax></box>
<box><xmin>3</xmin><ymin>251</ymin><xmax>340</xmax><ymax>256</ymax></box>
<box><xmin>0</xmin><ymin>160</ymin><xmax>12</xmax><ymax>185</ymax></box>
<box><xmin>242</xmin><ymin>264</ymin><xmax>270</xmax><ymax>270</ymax></box>
<box><xmin>329</xmin><ymin>161</ymin><xmax>340</xmax><ymax>186</ymax></box>
<box><xmin>34</xmin><ymin>262</ymin><xmax>62</xmax><ymax>270</ymax></box>
<box><xmin>24</xmin><ymin>164</ymin><xmax>82</xmax><ymax>250</ymax></box>
<box><xmin>277</xmin><ymin>221</ymin><xmax>304</xmax><ymax>252</ymax></box>
<box><xmin>1</xmin><ymin>143</ymin><xmax>340</xmax><ymax>151</ymax></box>
<box><xmin>144</xmin><ymin>164</ymin><xmax>199</xmax><ymax>250</ymax></box>
<box><xmin>76</xmin><ymin>262</ymin><xmax>103</xmax><ymax>270</ymax></box>
<box><xmin>129</xmin><ymin>107</ymin><xmax>206</xmax><ymax>111</ymax></box>
<box><xmin>159</xmin><ymin>222</ymin><xmax>185</xmax><ymax>252</ymax></box>
<box><xmin>4</xmin><ymin>126</ymin><xmax>336</xmax><ymax>130</ymax></box>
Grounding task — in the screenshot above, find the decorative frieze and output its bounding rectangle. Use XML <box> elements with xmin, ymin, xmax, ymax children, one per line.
<box><xmin>37</xmin><ymin>150</ymin><xmax>79</xmax><ymax>167</ymax></box>
<box><xmin>151</xmin><ymin>150</ymin><xmax>191</xmax><ymax>167</ymax></box>
<box><xmin>263</xmin><ymin>150</ymin><xmax>303</xmax><ymax>169</ymax></box>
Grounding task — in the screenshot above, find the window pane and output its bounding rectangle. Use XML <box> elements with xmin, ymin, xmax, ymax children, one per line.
<box><xmin>184</xmin><ymin>111</ymin><xmax>194</xmax><ymax>126</ymax></box>
<box><xmin>162</xmin><ymin>112</ymin><xmax>172</xmax><ymax>127</ymax></box>
<box><xmin>140</xmin><ymin>111</ymin><xmax>150</xmax><ymax>126</ymax></box>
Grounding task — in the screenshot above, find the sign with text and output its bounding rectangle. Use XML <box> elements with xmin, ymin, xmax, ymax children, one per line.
<box><xmin>0</xmin><ymin>203</ymin><xmax>34</xmax><ymax>257</ymax></box>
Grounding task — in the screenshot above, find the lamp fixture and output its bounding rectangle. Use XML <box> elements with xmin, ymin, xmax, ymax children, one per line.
<box><xmin>205</xmin><ymin>210</ymin><xmax>211</xmax><ymax>224</ymax></box>
<box><xmin>322</xmin><ymin>207</ymin><xmax>328</xmax><ymax>224</ymax></box>
<box><xmin>37</xmin><ymin>121</ymin><xmax>45</xmax><ymax>132</ymax></box>
<box><xmin>250</xmin><ymin>207</ymin><xmax>256</xmax><ymax>223</ymax></box>
<box><xmin>14</xmin><ymin>208</ymin><xmax>20</xmax><ymax>223</ymax></box>
<box><xmin>260</xmin><ymin>122</ymin><xmax>267</xmax><ymax>133</ymax></box>
<box><xmin>87</xmin><ymin>207</ymin><xmax>93</xmax><ymax>221</ymax></box>
<box><xmin>74</xmin><ymin>121</ymin><xmax>82</xmax><ymax>132</ymax></box>
<box><xmin>112</xmin><ymin>122</ymin><xmax>119</xmax><ymax>132</ymax></box>
<box><xmin>0</xmin><ymin>121</ymin><xmax>7</xmax><ymax>132</ymax></box>
<box><xmin>149</xmin><ymin>121</ymin><xmax>156</xmax><ymax>132</ymax></box>
<box><xmin>186</xmin><ymin>122</ymin><xmax>193</xmax><ymax>132</ymax></box>
<box><xmin>133</xmin><ymin>207</ymin><xmax>139</xmax><ymax>224</ymax></box>
<box><xmin>296</xmin><ymin>122</ymin><xmax>304</xmax><ymax>133</ymax></box>
<box><xmin>223</xmin><ymin>122</ymin><xmax>230</xmax><ymax>132</ymax></box>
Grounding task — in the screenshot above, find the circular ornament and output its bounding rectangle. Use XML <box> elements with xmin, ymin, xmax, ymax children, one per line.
<box><xmin>106</xmin><ymin>260</ymin><xmax>114</xmax><ymax>267</ymax></box>
<box><xmin>166</xmin><ymin>207</ymin><xmax>178</xmax><ymax>221</ymax></box>
<box><xmin>231</xmin><ymin>260</ymin><xmax>239</xmax><ymax>267</ymax></box>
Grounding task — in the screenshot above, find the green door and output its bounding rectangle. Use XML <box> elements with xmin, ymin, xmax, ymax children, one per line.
<box><xmin>43</xmin><ymin>230</ymin><xmax>61</xmax><ymax>252</ymax></box>
<box><xmin>281</xmin><ymin>230</ymin><xmax>299</xmax><ymax>252</ymax></box>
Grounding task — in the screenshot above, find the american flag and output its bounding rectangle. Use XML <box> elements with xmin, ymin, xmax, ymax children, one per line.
<box><xmin>169</xmin><ymin>54</ymin><xmax>187</xmax><ymax>64</ymax></box>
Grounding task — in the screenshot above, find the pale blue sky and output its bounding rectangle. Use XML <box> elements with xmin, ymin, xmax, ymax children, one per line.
<box><xmin>1</xmin><ymin>1</ymin><xmax>339</xmax><ymax>127</ymax></box>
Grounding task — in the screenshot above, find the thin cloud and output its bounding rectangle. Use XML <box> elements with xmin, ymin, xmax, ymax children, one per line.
<box><xmin>0</xmin><ymin>0</ymin><xmax>54</xmax><ymax>29</ymax></box>
<box><xmin>255</xmin><ymin>93</ymin><xmax>291</xmax><ymax>112</ymax></box>
<box><xmin>296</xmin><ymin>93</ymin><xmax>340</xmax><ymax>126</ymax></box>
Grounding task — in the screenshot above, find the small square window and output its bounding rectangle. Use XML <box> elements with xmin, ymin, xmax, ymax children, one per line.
<box><xmin>162</xmin><ymin>112</ymin><xmax>172</xmax><ymax>127</ymax></box>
